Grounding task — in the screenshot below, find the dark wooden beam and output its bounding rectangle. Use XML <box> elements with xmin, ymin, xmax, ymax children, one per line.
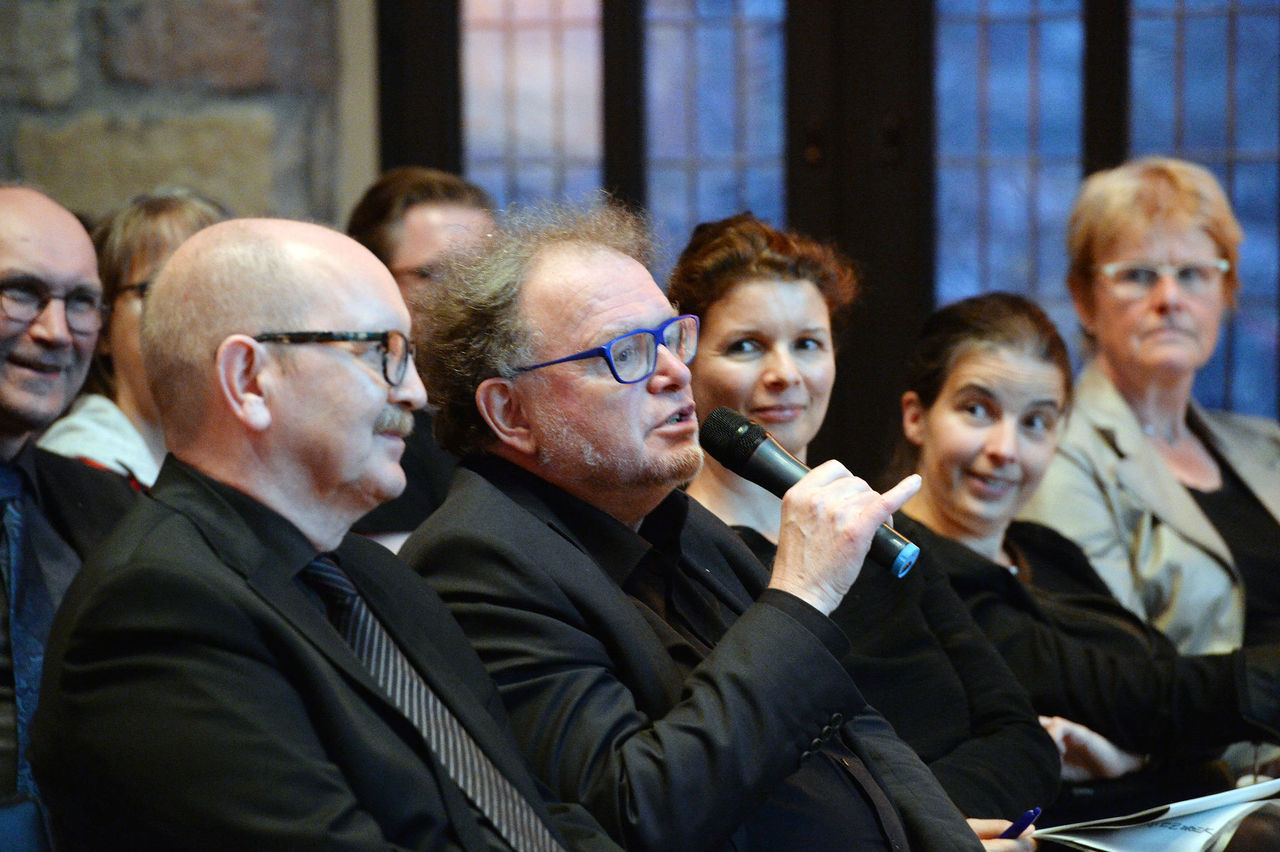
<box><xmin>788</xmin><ymin>0</ymin><xmax>937</xmax><ymax>481</ymax></box>
<box><xmin>376</xmin><ymin>1</ymin><xmax>462</xmax><ymax>172</ymax></box>
<box><xmin>602</xmin><ymin>3</ymin><xmax>646</xmax><ymax>210</ymax></box>
<box><xmin>1082</xmin><ymin>0</ymin><xmax>1130</xmax><ymax>176</ymax></box>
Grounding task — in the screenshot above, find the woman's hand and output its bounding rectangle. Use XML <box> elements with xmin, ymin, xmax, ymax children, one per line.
<box><xmin>1040</xmin><ymin>715</ymin><xmax>1145</xmax><ymax>781</ymax></box>
<box><xmin>967</xmin><ymin>817</ymin><xmax>1036</xmax><ymax>850</ymax></box>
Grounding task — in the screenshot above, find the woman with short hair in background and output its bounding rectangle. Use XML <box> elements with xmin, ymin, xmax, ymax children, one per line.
<box><xmin>1020</xmin><ymin>157</ymin><xmax>1280</xmax><ymax>655</ymax></box>
<box><xmin>39</xmin><ymin>187</ymin><xmax>228</xmax><ymax>486</ymax></box>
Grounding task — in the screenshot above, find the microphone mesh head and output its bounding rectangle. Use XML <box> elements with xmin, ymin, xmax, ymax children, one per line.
<box><xmin>699</xmin><ymin>407</ymin><xmax>769</xmax><ymax>468</ymax></box>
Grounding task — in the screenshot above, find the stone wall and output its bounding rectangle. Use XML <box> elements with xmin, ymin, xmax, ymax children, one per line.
<box><xmin>0</xmin><ymin>0</ymin><xmax>359</xmax><ymax>225</ymax></box>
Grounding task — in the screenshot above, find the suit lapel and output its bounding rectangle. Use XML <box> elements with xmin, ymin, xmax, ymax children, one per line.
<box><xmin>475</xmin><ymin>463</ymin><xmax>708</xmax><ymax>706</ymax></box>
<box><xmin>1196</xmin><ymin>405</ymin><xmax>1280</xmax><ymax>524</ymax></box>
<box><xmin>150</xmin><ymin>464</ymin><xmax>499</xmax><ymax>851</ymax></box>
<box><xmin>1077</xmin><ymin>365</ymin><xmax>1235</xmax><ymax>569</ymax></box>
<box><xmin>149</xmin><ymin>465</ymin><xmax>412</xmax><ymax>723</ymax></box>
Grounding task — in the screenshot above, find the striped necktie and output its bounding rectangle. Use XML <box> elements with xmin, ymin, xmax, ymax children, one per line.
<box><xmin>301</xmin><ymin>555</ymin><xmax>562</xmax><ymax>852</ymax></box>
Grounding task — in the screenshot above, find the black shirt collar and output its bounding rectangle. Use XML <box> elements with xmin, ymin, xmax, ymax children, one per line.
<box><xmin>159</xmin><ymin>456</ymin><xmax>322</xmax><ymax>577</ymax></box>
<box><xmin>466</xmin><ymin>454</ymin><xmax>676</xmax><ymax>589</ymax></box>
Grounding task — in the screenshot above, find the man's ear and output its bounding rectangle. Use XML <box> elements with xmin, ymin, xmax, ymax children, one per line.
<box><xmin>476</xmin><ymin>376</ymin><xmax>537</xmax><ymax>457</ymax></box>
<box><xmin>901</xmin><ymin>390</ymin><xmax>926</xmax><ymax>447</ymax></box>
<box><xmin>215</xmin><ymin>335</ymin><xmax>272</xmax><ymax>432</ymax></box>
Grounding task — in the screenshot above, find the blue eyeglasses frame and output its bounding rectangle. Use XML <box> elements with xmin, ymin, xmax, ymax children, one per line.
<box><xmin>513</xmin><ymin>314</ymin><xmax>699</xmax><ymax>385</ymax></box>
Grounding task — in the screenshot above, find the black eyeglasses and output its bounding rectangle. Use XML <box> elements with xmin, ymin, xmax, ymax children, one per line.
<box><xmin>513</xmin><ymin>314</ymin><xmax>699</xmax><ymax>384</ymax></box>
<box><xmin>116</xmin><ymin>280</ymin><xmax>151</xmax><ymax>300</ymax></box>
<box><xmin>0</xmin><ymin>280</ymin><xmax>104</xmax><ymax>335</ymax></box>
<box><xmin>252</xmin><ymin>330</ymin><xmax>415</xmax><ymax>386</ymax></box>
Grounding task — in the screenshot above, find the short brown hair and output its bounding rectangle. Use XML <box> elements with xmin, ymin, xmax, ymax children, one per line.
<box><xmin>346</xmin><ymin>167</ymin><xmax>496</xmax><ymax>264</ymax></box>
<box><xmin>421</xmin><ymin>199</ymin><xmax>652</xmax><ymax>457</ymax></box>
<box><xmin>667</xmin><ymin>213</ymin><xmax>859</xmax><ymax>336</ymax></box>
<box><xmin>1067</xmin><ymin>156</ymin><xmax>1243</xmax><ymax>311</ymax></box>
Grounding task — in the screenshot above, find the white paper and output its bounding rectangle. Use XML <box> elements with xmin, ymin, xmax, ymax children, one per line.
<box><xmin>1032</xmin><ymin>778</ymin><xmax>1280</xmax><ymax>851</ymax></box>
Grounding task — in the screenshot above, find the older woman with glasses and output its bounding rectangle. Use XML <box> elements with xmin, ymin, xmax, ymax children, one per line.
<box><xmin>1021</xmin><ymin>157</ymin><xmax>1280</xmax><ymax>656</ymax></box>
<box><xmin>39</xmin><ymin>187</ymin><xmax>228</xmax><ymax>487</ymax></box>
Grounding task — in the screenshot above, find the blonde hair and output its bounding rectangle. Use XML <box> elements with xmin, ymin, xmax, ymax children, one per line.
<box><xmin>87</xmin><ymin>187</ymin><xmax>230</xmax><ymax>397</ymax></box>
<box><xmin>1067</xmin><ymin>156</ymin><xmax>1243</xmax><ymax>310</ymax></box>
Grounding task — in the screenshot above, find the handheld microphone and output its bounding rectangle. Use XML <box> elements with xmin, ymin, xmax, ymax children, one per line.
<box><xmin>699</xmin><ymin>406</ymin><xmax>919</xmax><ymax>578</ymax></box>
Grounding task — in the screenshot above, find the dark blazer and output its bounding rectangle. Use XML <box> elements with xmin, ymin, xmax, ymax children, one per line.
<box><xmin>403</xmin><ymin>458</ymin><xmax>982</xmax><ymax>852</ymax></box>
<box><xmin>30</xmin><ymin>458</ymin><xmax>617</xmax><ymax>851</ymax></box>
<box><xmin>738</xmin><ymin>525</ymin><xmax>1059</xmax><ymax>818</ymax></box>
<box><xmin>895</xmin><ymin>514</ymin><xmax>1280</xmax><ymax>757</ymax></box>
<box><xmin>0</xmin><ymin>445</ymin><xmax>136</xmax><ymax>826</ymax></box>
<box><xmin>26</xmin><ymin>445</ymin><xmax>139</xmax><ymax>566</ymax></box>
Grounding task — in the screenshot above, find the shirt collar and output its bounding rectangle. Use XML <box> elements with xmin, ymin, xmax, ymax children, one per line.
<box><xmin>165</xmin><ymin>456</ymin><xmax>322</xmax><ymax>577</ymax></box>
<box><xmin>468</xmin><ymin>454</ymin><xmax>677</xmax><ymax>588</ymax></box>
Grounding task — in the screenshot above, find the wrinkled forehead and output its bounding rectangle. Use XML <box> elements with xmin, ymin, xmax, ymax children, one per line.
<box><xmin>0</xmin><ymin>190</ymin><xmax>97</xmax><ymax>284</ymax></box>
<box><xmin>523</xmin><ymin>243</ymin><xmax>669</xmax><ymax>343</ymax></box>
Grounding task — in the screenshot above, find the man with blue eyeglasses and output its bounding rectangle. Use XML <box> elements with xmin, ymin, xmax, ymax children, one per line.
<box><xmin>403</xmin><ymin>202</ymin><xmax>991</xmax><ymax>851</ymax></box>
<box><xmin>0</xmin><ymin>187</ymin><xmax>137</xmax><ymax>849</ymax></box>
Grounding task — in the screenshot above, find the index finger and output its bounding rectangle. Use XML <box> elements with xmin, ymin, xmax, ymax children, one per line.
<box><xmin>880</xmin><ymin>473</ymin><xmax>922</xmax><ymax>514</ymax></box>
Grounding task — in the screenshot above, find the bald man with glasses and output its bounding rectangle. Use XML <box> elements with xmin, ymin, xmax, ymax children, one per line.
<box><xmin>29</xmin><ymin>218</ymin><xmax>619</xmax><ymax>851</ymax></box>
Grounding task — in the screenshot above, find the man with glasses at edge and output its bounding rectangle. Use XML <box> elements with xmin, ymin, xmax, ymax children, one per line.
<box><xmin>0</xmin><ymin>186</ymin><xmax>138</xmax><ymax>849</ymax></box>
<box><xmin>30</xmin><ymin>218</ymin><xmax>620</xmax><ymax>850</ymax></box>
<box><xmin>402</xmin><ymin>202</ymin><xmax>1022</xmax><ymax>850</ymax></box>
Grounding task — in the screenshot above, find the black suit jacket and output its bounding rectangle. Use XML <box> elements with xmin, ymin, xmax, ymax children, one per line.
<box><xmin>896</xmin><ymin>514</ymin><xmax>1280</xmax><ymax>756</ymax></box>
<box><xmin>26</xmin><ymin>445</ymin><xmax>139</xmax><ymax>565</ymax></box>
<box><xmin>403</xmin><ymin>457</ymin><xmax>982</xmax><ymax>852</ymax></box>
<box><xmin>0</xmin><ymin>445</ymin><xmax>137</xmax><ymax>798</ymax></box>
<box><xmin>30</xmin><ymin>458</ymin><xmax>618</xmax><ymax>851</ymax></box>
<box><xmin>731</xmin><ymin>527</ymin><xmax>1059</xmax><ymax>818</ymax></box>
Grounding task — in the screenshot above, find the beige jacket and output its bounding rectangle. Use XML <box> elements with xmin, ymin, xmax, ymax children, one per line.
<box><xmin>1020</xmin><ymin>362</ymin><xmax>1280</xmax><ymax>655</ymax></box>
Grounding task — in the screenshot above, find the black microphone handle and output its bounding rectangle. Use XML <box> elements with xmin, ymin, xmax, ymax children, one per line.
<box><xmin>740</xmin><ymin>439</ymin><xmax>918</xmax><ymax>578</ymax></box>
<box><xmin>698</xmin><ymin>407</ymin><xmax>918</xmax><ymax>578</ymax></box>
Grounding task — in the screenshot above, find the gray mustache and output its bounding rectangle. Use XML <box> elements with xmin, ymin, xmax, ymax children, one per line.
<box><xmin>374</xmin><ymin>407</ymin><xmax>415</xmax><ymax>438</ymax></box>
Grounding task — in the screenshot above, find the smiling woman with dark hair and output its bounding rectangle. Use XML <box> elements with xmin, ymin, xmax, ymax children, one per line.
<box><xmin>893</xmin><ymin>291</ymin><xmax>1280</xmax><ymax>823</ymax></box>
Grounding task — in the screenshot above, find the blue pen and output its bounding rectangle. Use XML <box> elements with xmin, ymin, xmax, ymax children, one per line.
<box><xmin>999</xmin><ymin>807</ymin><xmax>1041</xmax><ymax>839</ymax></box>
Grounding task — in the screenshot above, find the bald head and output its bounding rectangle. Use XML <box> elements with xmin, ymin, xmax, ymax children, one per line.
<box><xmin>142</xmin><ymin>218</ymin><xmax>399</xmax><ymax>449</ymax></box>
<box><xmin>0</xmin><ymin>187</ymin><xmax>100</xmax><ymax>457</ymax></box>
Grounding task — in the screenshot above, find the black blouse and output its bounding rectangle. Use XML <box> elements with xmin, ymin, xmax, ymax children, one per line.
<box><xmin>1189</xmin><ymin>461</ymin><xmax>1280</xmax><ymax>646</ymax></box>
